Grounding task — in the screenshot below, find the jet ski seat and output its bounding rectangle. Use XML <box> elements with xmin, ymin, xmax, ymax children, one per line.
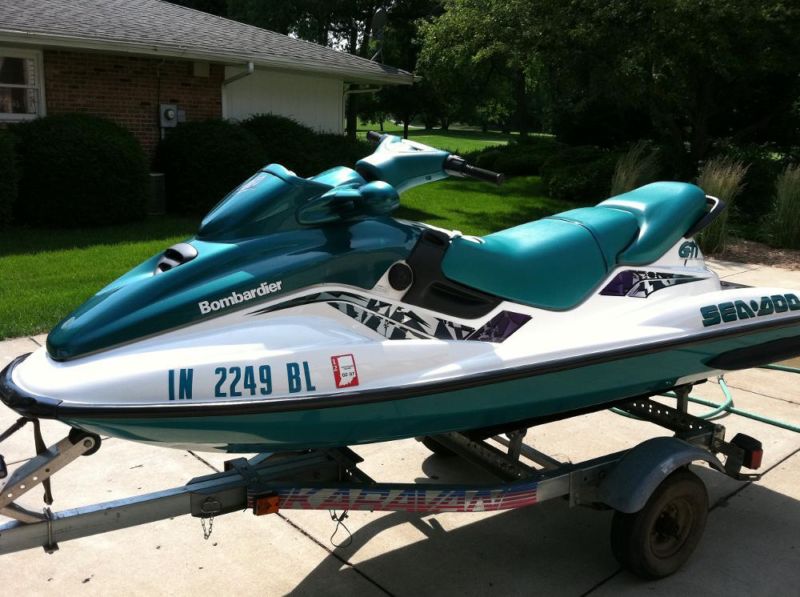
<box><xmin>441</xmin><ymin>182</ymin><xmax>707</xmax><ymax>310</ymax></box>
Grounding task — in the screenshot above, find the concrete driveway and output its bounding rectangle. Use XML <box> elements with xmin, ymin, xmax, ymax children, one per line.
<box><xmin>0</xmin><ymin>259</ymin><xmax>798</xmax><ymax>596</ymax></box>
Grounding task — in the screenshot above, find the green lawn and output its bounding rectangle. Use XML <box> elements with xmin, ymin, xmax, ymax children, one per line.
<box><xmin>0</xmin><ymin>217</ymin><xmax>198</xmax><ymax>339</ymax></box>
<box><xmin>0</xmin><ymin>176</ymin><xmax>570</xmax><ymax>340</ymax></box>
<box><xmin>399</xmin><ymin>176</ymin><xmax>571</xmax><ymax>236</ymax></box>
<box><xmin>358</xmin><ymin>121</ymin><xmax>512</xmax><ymax>154</ymax></box>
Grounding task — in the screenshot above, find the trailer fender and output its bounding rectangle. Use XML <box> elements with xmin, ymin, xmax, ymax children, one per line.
<box><xmin>598</xmin><ymin>436</ymin><xmax>724</xmax><ymax>513</ymax></box>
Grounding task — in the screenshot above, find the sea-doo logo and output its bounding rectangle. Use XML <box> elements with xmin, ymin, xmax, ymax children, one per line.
<box><xmin>700</xmin><ymin>293</ymin><xmax>800</xmax><ymax>327</ymax></box>
<box><xmin>198</xmin><ymin>280</ymin><xmax>283</xmax><ymax>314</ymax></box>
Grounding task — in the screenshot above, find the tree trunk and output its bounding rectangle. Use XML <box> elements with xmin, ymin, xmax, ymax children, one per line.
<box><xmin>690</xmin><ymin>80</ymin><xmax>712</xmax><ymax>164</ymax></box>
<box><xmin>346</xmin><ymin>93</ymin><xmax>358</xmax><ymax>141</ymax></box>
<box><xmin>344</xmin><ymin>5</ymin><xmax>376</xmax><ymax>141</ymax></box>
<box><xmin>514</xmin><ymin>68</ymin><xmax>529</xmax><ymax>137</ymax></box>
<box><xmin>403</xmin><ymin>119</ymin><xmax>410</xmax><ymax>139</ymax></box>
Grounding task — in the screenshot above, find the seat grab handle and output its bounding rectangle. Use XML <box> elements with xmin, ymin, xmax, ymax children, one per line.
<box><xmin>684</xmin><ymin>195</ymin><xmax>727</xmax><ymax>238</ymax></box>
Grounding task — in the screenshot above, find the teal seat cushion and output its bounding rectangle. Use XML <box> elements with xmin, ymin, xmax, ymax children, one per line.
<box><xmin>548</xmin><ymin>207</ymin><xmax>639</xmax><ymax>270</ymax></box>
<box><xmin>598</xmin><ymin>182</ymin><xmax>707</xmax><ymax>265</ymax></box>
<box><xmin>441</xmin><ymin>181</ymin><xmax>707</xmax><ymax>311</ymax></box>
<box><xmin>442</xmin><ymin>219</ymin><xmax>608</xmax><ymax>310</ymax></box>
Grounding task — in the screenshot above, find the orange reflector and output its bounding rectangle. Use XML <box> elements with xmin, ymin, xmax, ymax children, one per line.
<box><xmin>253</xmin><ymin>494</ymin><xmax>280</xmax><ymax>516</ymax></box>
<box><xmin>745</xmin><ymin>449</ymin><xmax>763</xmax><ymax>470</ymax></box>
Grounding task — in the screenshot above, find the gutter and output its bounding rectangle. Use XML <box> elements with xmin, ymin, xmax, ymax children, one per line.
<box><xmin>343</xmin><ymin>85</ymin><xmax>382</xmax><ymax>96</ymax></box>
<box><xmin>0</xmin><ymin>30</ymin><xmax>415</xmax><ymax>86</ymax></box>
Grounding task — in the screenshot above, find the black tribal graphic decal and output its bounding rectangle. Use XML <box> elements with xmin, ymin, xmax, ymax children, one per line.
<box><xmin>251</xmin><ymin>291</ymin><xmax>530</xmax><ymax>342</ymax></box>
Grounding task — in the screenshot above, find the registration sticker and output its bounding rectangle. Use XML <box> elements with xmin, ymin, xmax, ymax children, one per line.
<box><xmin>331</xmin><ymin>354</ymin><xmax>359</xmax><ymax>388</ymax></box>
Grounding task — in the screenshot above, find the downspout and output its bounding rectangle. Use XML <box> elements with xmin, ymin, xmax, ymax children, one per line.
<box><xmin>221</xmin><ymin>62</ymin><xmax>254</xmax><ymax>121</ymax></box>
<box><xmin>223</xmin><ymin>61</ymin><xmax>255</xmax><ymax>86</ymax></box>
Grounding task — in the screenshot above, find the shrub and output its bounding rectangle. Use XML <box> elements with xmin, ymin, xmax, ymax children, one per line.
<box><xmin>610</xmin><ymin>141</ymin><xmax>660</xmax><ymax>196</ymax></box>
<box><xmin>241</xmin><ymin>114</ymin><xmax>371</xmax><ymax>177</ymax></box>
<box><xmin>696</xmin><ymin>157</ymin><xmax>749</xmax><ymax>254</ymax></box>
<box><xmin>472</xmin><ymin>137</ymin><xmax>563</xmax><ymax>177</ymax></box>
<box><xmin>308</xmin><ymin>133</ymin><xmax>372</xmax><ymax>175</ymax></box>
<box><xmin>712</xmin><ymin>142</ymin><xmax>787</xmax><ymax>221</ymax></box>
<box><xmin>652</xmin><ymin>142</ymin><xmax>694</xmax><ymax>182</ymax></box>
<box><xmin>540</xmin><ymin>146</ymin><xmax>619</xmax><ymax>203</ymax></box>
<box><xmin>12</xmin><ymin>114</ymin><xmax>148</xmax><ymax>227</ymax></box>
<box><xmin>155</xmin><ymin>120</ymin><xmax>266</xmax><ymax>214</ymax></box>
<box><xmin>0</xmin><ymin>129</ymin><xmax>17</xmax><ymax>227</ymax></box>
<box><xmin>770</xmin><ymin>164</ymin><xmax>800</xmax><ymax>249</ymax></box>
<box><xmin>240</xmin><ymin>114</ymin><xmax>316</xmax><ymax>173</ymax></box>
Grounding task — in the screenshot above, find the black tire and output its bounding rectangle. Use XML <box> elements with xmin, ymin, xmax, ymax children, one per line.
<box><xmin>68</xmin><ymin>428</ymin><xmax>102</xmax><ymax>456</ymax></box>
<box><xmin>420</xmin><ymin>436</ymin><xmax>456</xmax><ymax>457</ymax></box>
<box><xmin>610</xmin><ymin>468</ymin><xmax>709</xmax><ymax>579</ymax></box>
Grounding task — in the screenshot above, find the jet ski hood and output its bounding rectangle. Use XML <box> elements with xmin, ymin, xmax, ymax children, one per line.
<box><xmin>46</xmin><ymin>164</ymin><xmax>421</xmax><ymax>361</ymax></box>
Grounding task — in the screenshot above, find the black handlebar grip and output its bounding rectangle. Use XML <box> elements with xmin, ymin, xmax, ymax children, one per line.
<box><xmin>366</xmin><ymin>131</ymin><xmax>384</xmax><ymax>144</ymax></box>
<box><xmin>463</xmin><ymin>164</ymin><xmax>505</xmax><ymax>185</ymax></box>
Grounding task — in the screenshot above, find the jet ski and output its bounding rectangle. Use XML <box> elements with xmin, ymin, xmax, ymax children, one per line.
<box><xmin>2</xmin><ymin>132</ymin><xmax>800</xmax><ymax>453</ymax></box>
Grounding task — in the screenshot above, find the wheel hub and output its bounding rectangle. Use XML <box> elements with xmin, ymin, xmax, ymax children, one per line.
<box><xmin>651</xmin><ymin>498</ymin><xmax>693</xmax><ymax>558</ymax></box>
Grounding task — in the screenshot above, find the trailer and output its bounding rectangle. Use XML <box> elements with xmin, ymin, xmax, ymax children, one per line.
<box><xmin>0</xmin><ymin>392</ymin><xmax>763</xmax><ymax>579</ymax></box>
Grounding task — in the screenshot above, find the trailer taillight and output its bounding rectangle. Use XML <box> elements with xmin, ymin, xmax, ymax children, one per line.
<box><xmin>731</xmin><ymin>433</ymin><xmax>763</xmax><ymax>469</ymax></box>
<box><xmin>252</xmin><ymin>494</ymin><xmax>280</xmax><ymax>516</ymax></box>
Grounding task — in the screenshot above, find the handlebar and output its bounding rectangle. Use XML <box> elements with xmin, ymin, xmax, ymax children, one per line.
<box><xmin>365</xmin><ymin>130</ymin><xmax>505</xmax><ymax>186</ymax></box>
<box><xmin>444</xmin><ymin>155</ymin><xmax>505</xmax><ymax>186</ymax></box>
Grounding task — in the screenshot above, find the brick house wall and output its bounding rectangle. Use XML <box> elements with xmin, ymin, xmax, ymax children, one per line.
<box><xmin>43</xmin><ymin>50</ymin><xmax>224</xmax><ymax>156</ymax></box>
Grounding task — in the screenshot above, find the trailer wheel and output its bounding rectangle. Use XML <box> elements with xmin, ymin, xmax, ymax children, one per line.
<box><xmin>610</xmin><ymin>468</ymin><xmax>708</xmax><ymax>579</ymax></box>
<box><xmin>421</xmin><ymin>436</ymin><xmax>455</xmax><ymax>457</ymax></box>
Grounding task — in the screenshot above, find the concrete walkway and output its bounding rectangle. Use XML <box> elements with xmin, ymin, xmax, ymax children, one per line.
<box><xmin>0</xmin><ymin>260</ymin><xmax>798</xmax><ymax>596</ymax></box>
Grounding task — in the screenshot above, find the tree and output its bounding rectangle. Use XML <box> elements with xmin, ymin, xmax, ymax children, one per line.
<box><xmin>166</xmin><ymin>0</ymin><xmax>228</xmax><ymax>17</ymax></box>
<box><xmin>225</xmin><ymin>0</ymin><xmax>299</xmax><ymax>35</ymax></box>
<box><xmin>532</xmin><ymin>1</ymin><xmax>800</xmax><ymax>159</ymax></box>
<box><xmin>417</xmin><ymin>0</ymin><xmax>538</xmax><ymax>135</ymax></box>
<box><xmin>369</xmin><ymin>0</ymin><xmax>443</xmax><ymax>137</ymax></box>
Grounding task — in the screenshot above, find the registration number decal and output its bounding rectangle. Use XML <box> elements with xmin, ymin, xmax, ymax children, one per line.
<box><xmin>167</xmin><ymin>361</ymin><xmax>316</xmax><ymax>400</ymax></box>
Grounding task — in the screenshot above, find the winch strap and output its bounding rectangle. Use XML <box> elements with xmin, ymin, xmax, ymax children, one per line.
<box><xmin>0</xmin><ymin>417</ymin><xmax>28</xmax><ymax>444</ymax></box>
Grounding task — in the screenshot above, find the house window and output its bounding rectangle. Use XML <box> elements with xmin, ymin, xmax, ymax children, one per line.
<box><xmin>0</xmin><ymin>49</ymin><xmax>45</xmax><ymax>121</ymax></box>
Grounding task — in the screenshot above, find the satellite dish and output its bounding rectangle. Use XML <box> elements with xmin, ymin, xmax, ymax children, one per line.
<box><xmin>372</xmin><ymin>7</ymin><xmax>387</xmax><ymax>39</ymax></box>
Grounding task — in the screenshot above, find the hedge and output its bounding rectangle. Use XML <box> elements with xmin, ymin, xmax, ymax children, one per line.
<box><xmin>155</xmin><ymin>120</ymin><xmax>267</xmax><ymax>214</ymax></box>
<box><xmin>0</xmin><ymin>130</ymin><xmax>17</xmax><ymax>228</ymax></box>
<box><xmin>471</xmin><ymin>137</ymin><xmax>564</xmax><ymax>177</ymax></box>
<box><xmin>12</xmin><ymin>114</ymin><xmax>149</xmax><ymax>227</ymax></box>
<box><xmin>540</xmin><ymin>146</ymin><xmax>619</xmax><ymax>203</ymax></box>
<box><xmin>241</xmin><ymin>114</ymin><xmax>371</xmax><ymax>177</ymax></box>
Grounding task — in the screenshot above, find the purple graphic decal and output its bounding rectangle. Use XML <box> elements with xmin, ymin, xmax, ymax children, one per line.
<box><xmin>468</xmin><ymin>311</ymin><xmax>531</xmax><ymax>342</ymax></box>
<box><xmin>600</xmin><ymin>270</ymin><xmax>700</xmax><ymax>298</ymax></box>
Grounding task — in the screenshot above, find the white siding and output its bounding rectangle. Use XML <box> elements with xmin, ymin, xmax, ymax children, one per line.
<box><xmin>222</xmin><ymin>67</ymin><xmax>344</xmax><ymax>133</ymax></box>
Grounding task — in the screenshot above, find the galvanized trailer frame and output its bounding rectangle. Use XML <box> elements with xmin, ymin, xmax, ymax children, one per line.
<box><xmin>0</xmin><ymin>394</ymin><xmax>762</xmax><ymax>577</ymax></box>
